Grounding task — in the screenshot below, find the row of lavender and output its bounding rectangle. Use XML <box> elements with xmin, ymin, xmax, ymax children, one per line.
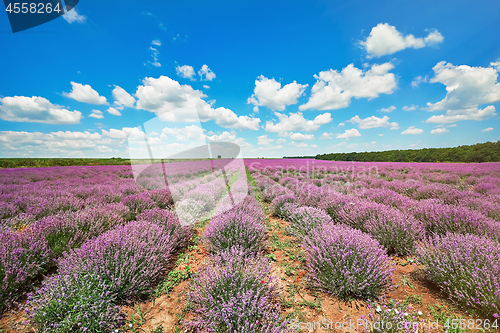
<box><xmin>0</xmin><ymin>161</ymin><xmax>246</xmax><ymax>330</ymax></box>
<box><xmin>246</xmin><ymin>159</ymin><xmax>500</xmax><ymax>318</ymax></box>
<box><xmin>186</xmin><ymin>194</ymin><xmax>290</xmax><ymax>332</ymax></box>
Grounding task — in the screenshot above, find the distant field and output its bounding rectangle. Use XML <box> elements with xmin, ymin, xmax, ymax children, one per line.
<box><xmin>0</xmin><ymin>158</ymin><xmax>213</xmax><ymax>169</ymax></box>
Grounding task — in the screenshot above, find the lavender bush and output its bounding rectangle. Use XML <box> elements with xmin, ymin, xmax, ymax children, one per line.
<box><xmin>364</xmin><ymin>207</ymin><xmax>425</xmax><ymax>256</ymax></box>
<box><xmin>302</xmin><ymin>224</ymin><xmax>394</xmax><ymax>300</ymax></box>
<box><xmin>136</xmin><ymin>208</ymin><xmax>192</xmax><ymax>249</ymax></box>
<box><xmin>203</xmin><ymin>208</ymin><xmax>267</xmax><ymax>256</ymax></box>
<box><xmin>186</xmin><ymin>247</ymin><xmax>290</xmax><ymax>333</ymax></box>
<box><xmin>269</xmin><ymin>194</ymin><xmax>297</xmax><ymax>220</ymax></box>
<box><xmin>25</xmin><ymin>273</ymin><xmax>123</xmax><ymax>333</ymax></box>
<box><xmin>287</xmin><ymin>206</ymin><xmax>332</xmax><ymax>239</ymax></box>
<box><xmin>262</xmin><ymin>184</ymin><xmax>293</xmax><ymax>203</ymax></box>
<box><xmin>417</xmin><ymin>233</ymin><xmax>500</xmax><ymax>317</ymax></box>
<box><xmin>121</xmin><ymin>193</ymin><xmax>156</xmax><ymax>219</ymax></box>
<box><xmin>0</xmin><ymin>229</ymin><xmax>51</xmax><ymax>311</ymax></box>
<box><xmin>32</xmin><ymin>204</ymin><xmax>127</xmax><ymax>257</ymax></box>
<box><xmin>57</xmin><ymin>221</ymin><xmax>175</xmax><ymax>300</ymax></box>
<box><xmin>411</xmin><ymin>202</ymin><xmax>500</xmax><ymax>241</ymax></box>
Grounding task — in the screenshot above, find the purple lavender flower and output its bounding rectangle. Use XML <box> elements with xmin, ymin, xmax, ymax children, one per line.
<box><xmin>287</xmin><ymin>206</ymin><xmax>332</xmax><ymax>239</ymax></box>
<box><xmin>302</xmin><ymin>223</ymin><xmax>394</xmax><ymax>300</ymax></box>
<box><xmin>58</xmin><ymin>221</ymin><xmax>175</xmax><ymax>299</ymax></box>
<box><xmin>417</xmin><ymin>232</ymin><xmax>500</xmax><ymax>316</ymax></box>
<box><xmin>186</xmin><ymin>246</ymin><xmax>290</xmax><ymax>332</ymax></box>
<box><xmin>269</xmin><ymin>194</ymin><xmax>298</xmax><ymax>220</ymax></box>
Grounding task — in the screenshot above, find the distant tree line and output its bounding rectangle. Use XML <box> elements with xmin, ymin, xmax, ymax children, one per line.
<box><xmin>314</xmin><ymin>141</ymin><xmax>500</xmax><ymax>163</ymax></box>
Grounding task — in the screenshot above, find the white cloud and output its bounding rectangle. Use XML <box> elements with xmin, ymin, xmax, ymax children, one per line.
<box><xmin>63</xmin><ymin>82</ymin><xmax>108</xmax><ymax>105</ymax></box>
<box><xmin>361</xmin><ymin>23</ymin><xmax>443</xmax><ymax>58</ymax></box>
<box><xmin>347</xmin><ymin>115</ymin><xmax>399</xmax><ymax>130</ymax></box>
<box><xmin>491</xmin><ymin>61</ymin><xmax>500</xmax><ymax>72</ymax></box>
<box><xmin>163</xmin><ymin>125</ymin><xmax>205</xmax><ymax>142</ymax></box>
<box><xmin>257</xmin><ymin>135</ymin><xmax>273</xmax><ymax>145</ymax></box>
<box><xmin>0</xmin><ymin>96</ymin><xmax>82</xmax><ymax>124</ymax></box>
<box><xmin>426</xmin><ymin>106</ymin><xmax>496</xmax><ymax>124</ymax></box>
<box><xmin>336</xmin><ymin>128</ymin><xmax>361</xmax><ymax>139</ymax></box>
<box><xmin>481</xmin><ymin>127</ymin><xmax>493</xmax><ymax>132</ymax></box>
<box><xmin>203</xmin><ymin>85</ymin><xmax>210</xmax><ymax>89</ymax></box>
<box><xmin>63</xmin><ymin>8</ymin><xmax>86</xmax><ymax>24</ymax></box>
<box><xmin>378</xmin><ymin>134</ymin><xmax>384</xmax><ymax>137</ymax></box>
<box><xmin>299</xmin><ymin>63</ymin><xmax>396</xmax><ymax>111</ymax></box>
<box><xmin>401</xmin><ymin>126</ymin><xmax>423</xmax><ymax>135</ymax></box>
<box><xmin>320</xmin><ymin>132</ymin><xmax>332</xmax><ymax>139</ymax></box>
<box><xmin>176</xmin><ymin>65</ymin><xmax>196</xmax><ymax>80</ymax></box>
<box><xmin>276</xmin><ymin>138</ymin><xmax>286</xmax><ymax>144</ymax></box>
<box><xmin>403</xmin><ymin>105</ymin><xmax>418</xmax><ymax>111</ymax></box>
<box><xmin>425</xmin><ymin>61</ymin><xmax>500</xmax><ymax>123</ymax></box>
<box><xmin>380</xmin><ymin>105</ymin><xmax>396</xmax><ymax>113</ymax></box>
<box><xmin>89</xmin><ymin>110</ymin><xmax>104</xmax><ymax>119</ymax></box>
<box><xmin>430</xmin><ymin>127</ymin><xmax>449</xmax><ymax>134</ymax></box>
<box><xmin>296</xmin><ymin>142</ymin><xmax>308</xmax><ymax>148</ymax></box>
<box><xmin>112</xmin><ymin>85</ymin><xmax>135</xmax><ymax>109</ymax></box>
<box><xmin>265</xmin><ymin>112</ymin><xmax>332</xmax><ymax>134</ymax></box>
<box><xmin>412</xmin><ymin>76</ymin><xmax>428</xmax><ymax>88</ymax></box>
<box><xmin>198</xmin><ymin>65</ymin><xmax>216</xmax><ymax>81</ymax></box>
<box><xmin>289</xmin><ymin>133</ymin><xmax>314</xmax><ymax>141</ymax></box>
<box><xmin>134</xmin><ymin>75</ymin><xmax>260</xmax><ymax>131</ymax></box>
<box><xmin>146</xmin><ymin>41</ymin><xmax>161</xmax><ymax>67</ymax></box>
<box><xmin>338</xmin><ymin>122</ymin><xmax>345</xmax><ymax>127</ymax></box>
<box><xmin>107</xmin><ymin>107</ymin><xmax>122</xmax><ymax>116</ymax></box>
<box><xmin>248</xmin><ymin>75</ymin><xmax>308</xmax><ymax>111</ymax></box>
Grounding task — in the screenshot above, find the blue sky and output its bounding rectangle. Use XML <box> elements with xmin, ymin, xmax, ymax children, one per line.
<box><xmin>1</xmin><ymin>0</ymin><xmax>499</xmax><ymax>158</ymax></box>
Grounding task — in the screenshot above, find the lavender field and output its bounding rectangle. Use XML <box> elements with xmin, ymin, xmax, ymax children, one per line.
<box><xmin>1</xmin><ymin>159</ymin><xmax>500</xmax><ymax>332</ymax></box>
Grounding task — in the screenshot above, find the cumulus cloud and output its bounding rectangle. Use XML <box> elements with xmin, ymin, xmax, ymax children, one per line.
<box><xmin>0</xmin><ymin>96</ymin><xmax>82</xmax><ymax>124</ymax></box>
<box><xmin>257</xmin><ymin>135</ymin><xmax>273</xmax><ymax>145</ymax></box>
<box><xmin>336</xmin><ymin>128</ymin><xmax>361</xmax><ymax>139</ymax></box>
<box><xmin>425</xmin><ymin>61</ymin><xmax>500</xmax><ymax>123</ymax></box>
<box><xmin>403</xmin><ymin>105</ymin><xmax>418</xmax><ymax>111</ymax></box>
<box><xmin>347</xmin><ymin>115</ymin><xmax>399</xmax><ymax>130</ymax></box>
<box><xmin>176</xmin><ymin>65</ymin><xmax>196</xmax><ymax>80</ymax></box>
<box><xmin>247</xmin><ymin>75</ymin><xmax>308</xmax><ymax>112</ymax></box>
<box><xmin>198</xmin><ymin>65</ymin><xmax>216</xmax><ymax>81</ymax></box>
<box><xmin>289</xmin><ymin>132</ymin><xmax>314</xmax><ymax>141</ymax></box>
<box><xmin>63</xmin><ymin>82</ymin><xmax>108</xmax><ymax>105</ymax></box>
<box><xmin>430</xmin><ymin>127</ymin><xmax>449</xmax><ymax>134</ymax></box>
<box><xmin>107</xmin><ymin>107</ymin><xmax>122</xmax><ymax>116</ymax></box>
<box><xmin>299</xmin><ymin>63</ymin><xmax>396</xmax><ymax>111</ymax></box>
<box><xmin>320</xmin><ymin>132</ymin><xmax>332</xmax><ymax>139</ymax></box>
<box><xmin>203</xmin><ymin>85</ymin><xmax>210</xmax><ymax>89</ymax></box>
<box><xmin>134</xmin><ymin>75</ymin><xmax>260</xmax><ymax>131</ymax></box>
<box><xmin>0</xmin><ymin>128</ymin><xmax>138</xmax><ymax>157</ymax></box>
<box><xmin>151</xmin><ymin>39</ymin><xmax>161</xmax><ymax>46</ymax></box>
<box><xmin>361</xmin><ymin>23</ymin><xmax>443</xmax><ymax>58</ymax></box>
<box><xmin>338</xmin><ymin>122</ymin><xmax>345</xmax><ymax>127</ymax></box>
<box><xmin>276</xmin><ymin>138</ymin><xmax>286</xmax><ymax>144</ymax></box>
<box><xmin>63</xmin><ymin>8</ymin><xmax>86</xmax><ymax>23</ymax></box>
<box><xmin>380</xmin><ymin>105</ymin><xmax>396</xmax><ymax>113</ymax></box>
<box><xmin>265</xmin><ymin>112</ymin><xmax>332</xmax><ymax>134</ymax></box>
<box><xmin>481</xmin><ymin>127</ymin><xmax>494</xmax><ymax>132</ymax></box>
<box><xmin>162</xmin><ymin>125</ymin><xmax>205</xmax><ymax>142</ymax></box>
<box><xmin>112</xmin><ymin>85</ymin><xmax>135</xmax><ymax>109</ymax></box>
<box><xmin>401</xmin><ymin>126</ymin><xmax>423</xmax><ymax>135</ymax></box>
<box><xmin>89</xmin><ymin>110</ymin><xmax>104</xmax><ymax>119</ymax></box>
